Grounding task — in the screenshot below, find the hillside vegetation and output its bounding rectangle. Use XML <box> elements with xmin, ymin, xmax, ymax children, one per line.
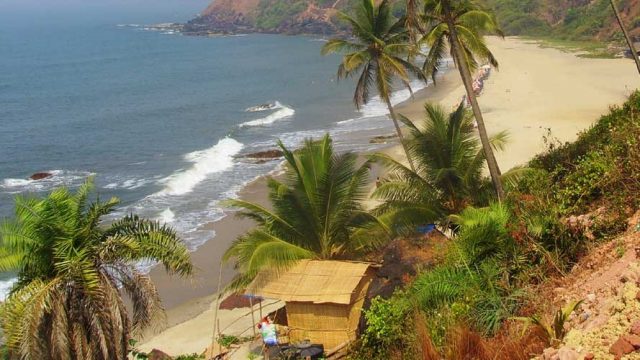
<box><xmin>481</xmin><ymin>0</ymin><xmax>640</xmax><ymax>41</ymax></box>
<box><xmin>187</xmin><ymin>0</ymin><xmax>640</xmax><ymax>40</ymax></box>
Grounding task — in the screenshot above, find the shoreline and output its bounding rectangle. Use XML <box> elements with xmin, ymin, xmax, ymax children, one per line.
<box><xmin>142</xmin><ymin>66</ymin><xmax>463</xmax><ymax>332</ymax></box>
<box><xmin>140</xmin><ymin>36</ymin><xmax>640</xmax><ymax>355</ymax></box>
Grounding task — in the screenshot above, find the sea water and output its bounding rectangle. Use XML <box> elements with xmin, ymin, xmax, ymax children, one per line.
<box><xmin>0</xmin><ymin>2</ymin><xmax>430</xmax><ymax>298</ymax></box>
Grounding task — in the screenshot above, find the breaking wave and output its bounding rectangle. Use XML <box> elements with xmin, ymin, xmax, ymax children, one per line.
<box><xmin>240</xmin><ymin>102</ymin><xmax>295</xmax><ymax>127</ymax></box>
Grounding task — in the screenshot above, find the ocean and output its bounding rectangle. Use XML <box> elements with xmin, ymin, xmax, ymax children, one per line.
<box><xmin>0</xmin><ymin>4</ymin><xmax>429</xmax><ymax>299</ymax></box>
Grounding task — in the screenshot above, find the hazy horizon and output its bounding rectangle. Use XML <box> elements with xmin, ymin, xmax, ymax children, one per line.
<box><xmin>0</xmin><ymin>0</ymin><xmax>210</xmax><ymax>28</ymax></box>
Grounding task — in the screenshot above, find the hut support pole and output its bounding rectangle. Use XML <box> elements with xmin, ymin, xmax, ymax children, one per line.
<box><xmin>209</xmin><ymin>262</ymin><xmax>224</xmax><ymax>354</ymax></box>
<box><xmin>250</xmin><ymin>296</ymin><xmax>257</xmax><ymax>338</ymax></box>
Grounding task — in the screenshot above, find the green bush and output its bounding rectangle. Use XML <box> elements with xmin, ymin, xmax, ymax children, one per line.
<box><xmin>349</xmin><ymin>294</ymin><xmax>419</xmax><ymax>360</ymax></box>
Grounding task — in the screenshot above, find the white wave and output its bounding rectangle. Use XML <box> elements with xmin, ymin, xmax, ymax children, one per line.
<box><xmin>240</xmin><ymin>102</ymin><xmax>295</xmax><ymax>127</ymax></box>
<box><xmin>158</xmin><ymin>208</ymin><xmax>175</xmax><ymax>223</ymax></box>
<box><xmin>309</xmin><ymin>38</ymin><xmax>328</xmax><ymax>42</ymax></box>
<box><xmin>158</xmin><ymin>137</ymin><xmax>244</xmax><ymax>196</ymax></box>
<box><xmin>1</xmin><ymin>170</ymin><xmax>94</xmax><ymax>194</ymax></box>
<box><xmin>0</xmin><ymin>278</ymin><xmax>16</xmax><ymax>301</ymax></box>
<box><xmin>104</xmin><ymin>177</ymin><xmax>152</xmax><ymax>190</ymax></box>
<box><xmin>360</xmin><ymin>79</ymin><xmax>429</xmax><ymax>118</ymax></box>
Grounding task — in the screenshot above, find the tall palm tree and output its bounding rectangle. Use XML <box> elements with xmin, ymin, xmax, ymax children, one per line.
<box><xmin>371</xmin><ymin>102</ymin><xmax>507</xmax><ymax>233</ymax></box>
<box><xmin>322</xmin><ymin>0</ymin><xmax>427</xmax><ymax>172</ymax></box>
<box><xmin>420</xmin><ymin>0</ymin><xmax>506</xmax><ymax>200</ymax></box>
<box><xmin>224</xmin><ymin>134</ymin><xmax>386</xmax><ymax>287</ymax></box>
<box><xmin>610</xmin><ymin>0</ymin><xmax>640</xmax><ymax>75</ymax></box>
<box><xmin>0</xmin><ymin>179</ymin><xmax>193</xmax><ymax>360</ymax></box>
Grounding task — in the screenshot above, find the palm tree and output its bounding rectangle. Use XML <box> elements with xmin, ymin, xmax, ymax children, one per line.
<box><xmin>371</xmin><ymin>102</ymin><xmax>507</xmax><ymax>233</ymax></box>
<box><xmin>610</xmin><ymin>0</ymin><xmax>640</xmax><ymax>75</ymax></box>
<box><xmin>321</xmin><ymin>0</ymin><xmax>427</xmax><ymax>172</ymax></box>
<box><xmin>0</xmin><ymin>179</ymin><xmax>193</xmax><ymax>360</ymax></box>
<box><xmin>223</xmin><ymin>134</ymin><xmax>386</xmax><ymax>287</ymax></box>
<box><xmin>420</xmin><ymin>0</ymin><xmax>506</xmax><ymax>200</ymax></box>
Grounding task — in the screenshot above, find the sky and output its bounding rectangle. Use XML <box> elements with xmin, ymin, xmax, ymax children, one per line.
<box><xmin>0</xmin><ymin>0</ymin><xmax>211</xmax><ymax>27</ymax></box>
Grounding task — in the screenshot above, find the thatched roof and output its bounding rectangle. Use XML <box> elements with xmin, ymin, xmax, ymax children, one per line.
<box><xmin>246</xmin><ymin>260</ymin><xmax>374</xmax><ymax>305</ymax></box>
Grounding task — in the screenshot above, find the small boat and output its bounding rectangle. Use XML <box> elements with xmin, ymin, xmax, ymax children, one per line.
<box><xmin>245</xmin><ymin>103</ymin><xmax>276</xmax><ymax>112</ymax></box>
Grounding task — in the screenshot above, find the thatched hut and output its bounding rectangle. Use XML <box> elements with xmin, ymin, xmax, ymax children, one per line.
<box><xmin>246</xmin><ymin>260</ymin><xmax>376</xmax><ymax>350</ymax></box>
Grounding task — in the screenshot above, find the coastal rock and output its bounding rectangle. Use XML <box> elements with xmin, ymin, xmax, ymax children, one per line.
<box><xmin>240</xmin><ymin>149</ymin><xmax>283</xmax><ymax>159</ymax></box>
<box><xmin>630</xmin><ymin>320</ymin><xmax>640</xmax><ymax>335</ymax></box>
<box><xmin>583</xmin><ymin>353</ymin><xmax>594</xmax><ymax>360</ymax></box>
<box><xmin>369</xmin><ymin>134</ymin><xmax>398</xmax><ymax>144</ymax></box>
<box><xmin>183</xmin><ymin>0</ymin><xmax>344</xmax><ymax>36</ymax></box>
<box><xmin>239</xmin><ymin>149</ymin><xmax>284</xmax><ymax>164</ymax></box>
<box><xmin>29</xmin><ymin>172</ymin><xmax>53</xmax><ymax>180</ymax></box>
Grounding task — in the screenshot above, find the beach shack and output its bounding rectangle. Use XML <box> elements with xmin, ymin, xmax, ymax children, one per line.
<box><xmin>246</xmin><ymin>260</ymin><xmax>376</xmax><ymax>351</ymax></box>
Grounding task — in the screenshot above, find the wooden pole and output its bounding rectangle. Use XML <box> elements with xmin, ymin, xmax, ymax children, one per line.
<box><xmin>610</xmin><ymin>0</ymin><xmax>640</xmax><ymax>75</ymax></box>
<box><xmin>249</xmin><ymin>295</ymin><xmax>257</xmax><ymax>338</ymax></box>
<box><xmin>209</xmin><ymin>262</ymin><xmax>224</xmax><ymax>357</ymax></box>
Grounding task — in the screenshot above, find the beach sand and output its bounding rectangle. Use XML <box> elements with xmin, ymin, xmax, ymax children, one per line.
<box><xmin>140</xmin><ymin>37</ymin><xmax>640</xmax><ymax>356</ymax></box>
<box><xmin>395</xmin><ymin>37</ymin><xmax>640</xmax><ymax>172</ymax></box>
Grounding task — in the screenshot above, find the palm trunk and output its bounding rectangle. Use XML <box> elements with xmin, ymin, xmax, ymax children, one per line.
<box><xmin>384</xmin><ymin>97</ymin><xmax>417</xmax><ymax>172</ymax></box>
<box><xmin>610</xmin><ymin>0</ymin><xmax>640</xmax><ymax>75</ymax></box>
<box><xmin>442</xmin><ymin>0</ymin><xmax>505</xmax><ymax>201</ymax></box>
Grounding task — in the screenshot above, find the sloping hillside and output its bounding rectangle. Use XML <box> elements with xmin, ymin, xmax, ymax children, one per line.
<box><xmin>186</xmin><ymin>0</ymin><xmax>640</xmax><ymax>40</ymax></box>
<box><xmin>183</xmin><ymin>0</ymin><xmax>358</xmax><ymax>35</ymax></box>
<box><xmin>481</xmin><ymin>0</ymin><xmax>640</xmax><ymax>41</ymax></box>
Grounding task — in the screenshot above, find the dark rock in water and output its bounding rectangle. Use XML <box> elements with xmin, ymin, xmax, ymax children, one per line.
<box><xmin>148</xmin><ymin>349</ymin><xmax>173</xmax><ymax>360</ymax></box>
<box><xmin>29</xmin><ymin>172</ymin><xmax>53</xmax><ymax>181</ymax></box>
<box><xmin>240</xmin><ymin>149</ymin><xmax>284</xmax><ymax>160</ymax></box>
<box><xmin>369</xmin><ymin>134</ymin><xmax>398</xmax><ymax>144</ymax></box>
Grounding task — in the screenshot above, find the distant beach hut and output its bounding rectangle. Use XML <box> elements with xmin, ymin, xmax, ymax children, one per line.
<box><xmin>246</xmin><ymin>260</ymin><xmax>376</xmax><ymax>352</ymax></box>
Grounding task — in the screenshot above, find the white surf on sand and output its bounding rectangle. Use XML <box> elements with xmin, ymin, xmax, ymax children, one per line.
<box><xmin>240</xmin><ymin>102</ymin><xmax>295</xmax><ymax>127</ymax></box>
<box><xmin>158</xmin><ymin>137</ymin><xmax>244</xmax><ymax>196</ymax></box>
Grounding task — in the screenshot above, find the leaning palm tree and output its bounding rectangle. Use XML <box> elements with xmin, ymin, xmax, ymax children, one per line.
<box><xmin>322</xmin><ymin>0</ymin><xmax>427</xmax><ymax>172</ymax></box>
<box><xmin>420</xmin><ymin>0</ymin><xmax>506</xmax><ymax>200</ymax></box>
<box><xmin>371</xmin><ymin>102</ymin><xmax>507</xmax><ymax>233</ymax></box>
<box><xmin>224</xmin><ymin>134</ymin><xmax>386</xmax><ymax>287</ymax></box>
<box><xmin>610</xmin><ymin>0</ymin><xmax>640</xmax><ymax>75</ymax></box>
<box><xmin>0</xmin><ymin>179</ymin><xmax>193</xmax><ymax>360</ymax></box>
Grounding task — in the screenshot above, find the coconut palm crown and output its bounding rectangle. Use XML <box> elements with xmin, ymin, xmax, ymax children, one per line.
<box><xmin>0</xmin><ymin>179</ymin><xmax>193</xmax><ymax>360</ymax></box>
<box><xmin>223</xmin><ymin>134</ymin><xmax>386</xmax><ymax>288</ymax></box>
<box><xmin>321</xmin><ymin>0</ymin><xmax>427</xmax><ymax>171</ymax></box>
<box><xmin>371</xmin><ymin>102</ymin><xmax>507</xmax><ymax>232</ymax></box>
<box><xmin>420</xmin><ymin>0</ymin><xmax>502</xmax><ymax>81</ymax></box>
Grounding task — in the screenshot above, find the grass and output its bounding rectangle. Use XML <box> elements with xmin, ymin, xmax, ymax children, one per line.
<box><xmin>519</xmin><ymin>36</ymin><xmax>618</xmax><ymax>59</ymax></box>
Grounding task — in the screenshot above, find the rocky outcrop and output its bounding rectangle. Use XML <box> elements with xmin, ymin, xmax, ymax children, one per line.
<box><xmin>238</xmin><ymin>149</ymin><xmax>284</xmax><ymax>164</ymax></box>
<box><xmin>29</xmin><ymin>172</ymin><xmax>53</xmax><ymax>180</ymax></box>
<box><xmin>183</xmin><ymin>0</ymin><xmax>352</xmax><ymax>36</ymax></box>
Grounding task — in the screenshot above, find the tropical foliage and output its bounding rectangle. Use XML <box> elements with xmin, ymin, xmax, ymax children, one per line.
<box><xmin>0</xmin><ymin>179</ymin><xmax>193</xmax><ymax>360</ymax></box>
<box><xmin>420</xmin><ymin>0</ymin><xmax>502</xmax><ymax>81</ymax></box>
<box><xmin>223</xmin><ymin>134</ymin><xmax>386</xmax><ymax>287</ymax></box>
<box><xmin>370</xmin><ymin>102</ymin><xmax>507</xmax><ymax>232</ymax></box>
<box><xmin>417</xmin><ymin>0</ymin><xmax>506</xmax><ymax>200</ymax></box>
<box><xmin>322</xmin><ymin>0</ymin><xmax>427</xmax><ymax>171</ymax></box>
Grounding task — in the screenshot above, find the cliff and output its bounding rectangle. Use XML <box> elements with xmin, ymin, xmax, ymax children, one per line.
<box><xmin>481</xmin><ymin>0</ymin><xmax>640</xmax><ymax>41</ymax></box>
<box><xmin>185</xmin><ymin>0</ymin><xmax>640</xmax><ymax>40</ymax></box>
<box><xmin>183</xmin><ymin>0</ymin><xmax>359</xmax><ymax>35</ymax></box>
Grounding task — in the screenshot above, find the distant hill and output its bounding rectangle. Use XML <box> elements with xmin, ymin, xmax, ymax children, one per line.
<box><xmin>481</xmin><ymin>0</ymin><xmax>640</xmax><ymax>41</ymax></box>
<box><xmin>185</xmin><ymin>0</ymin><xmax>640</xmax><ymax>40</ymax></box>
<box><xmin>183</xmin><ymin>0</ymin><xmax>363</xmax><ymax>35</ymax></box>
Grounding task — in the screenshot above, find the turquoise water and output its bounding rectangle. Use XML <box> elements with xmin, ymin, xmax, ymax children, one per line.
<box><xmin>0</xmin><ymin>4</ymin><xmax>428</xmax><ymax>297</ymax></box>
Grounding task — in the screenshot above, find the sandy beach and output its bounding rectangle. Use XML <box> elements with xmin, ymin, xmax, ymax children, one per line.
<box><xmin>140</xmin><ymin>37</ymin><xmax>640</xmax><ymax>356</ymax></box>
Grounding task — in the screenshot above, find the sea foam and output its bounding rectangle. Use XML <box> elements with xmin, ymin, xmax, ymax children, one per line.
<box><xmin>240</xmin><ymin>102</ymin><xmax>295</xmax><ymax>127</ymax></box>
<box><xmin>159</xmin><ymin>137</ymin><xmax>243</xmax><ymax>196</ymax></box>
